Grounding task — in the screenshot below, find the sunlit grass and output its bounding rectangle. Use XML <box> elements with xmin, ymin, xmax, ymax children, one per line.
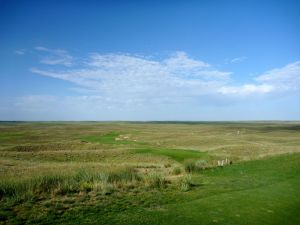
<box><xmin>0</xmin><ymin>122</ymin><xmax>299</xmax><ymax>224</ymax></box>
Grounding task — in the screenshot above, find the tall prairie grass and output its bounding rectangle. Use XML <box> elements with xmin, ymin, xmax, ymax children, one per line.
<box><xmin>0</xmin><ymin>167</ymin><xmax>144</xmax><ymax>200</ymax></box>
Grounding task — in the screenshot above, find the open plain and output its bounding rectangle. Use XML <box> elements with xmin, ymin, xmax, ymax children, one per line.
<box><xmin>0</xmin><ymin>121</ymin><xmax>299</xmax><ymax>224</ymax></box>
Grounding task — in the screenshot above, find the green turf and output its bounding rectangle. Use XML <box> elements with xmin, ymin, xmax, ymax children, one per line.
<box><xmin>82</xmin><ymin>132</ymin><xmax>120</xmax><ymax>143</ymax></box>
<box><xmin>81</xmin><ymin>132</ymin><xmax>137</xmax><ymax>145</ymax></box>
<box><xmin>0</xmin><ymin>132</ymin><xmax>24</xmax><ymax>141</ymax></box>
<box><xmin>134</xmin><ymin>148</ymin><xmax>207</xmax><ymax>162</ymax></box>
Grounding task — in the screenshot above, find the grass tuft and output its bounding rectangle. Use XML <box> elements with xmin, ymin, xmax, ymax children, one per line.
<box><xmin>179</xmin><ymin>175</ymin><xmax>193</xmax><ymax>192</ymax></box>
<box><xmin>172</xmin><ymin>167</ymin><xmax>182</xmax><ymax>175</ymax></box>
<box><xmin>184</xmin><ymin>159</ymin><xmax>210</xmax><ymax>173</ymax></box>
<box><xmin>145</xmin><ymin>173</ymin><xmax>168</xmax><ymax>189</ymax></box>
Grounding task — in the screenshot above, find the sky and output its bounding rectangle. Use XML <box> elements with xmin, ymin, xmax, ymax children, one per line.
<box><xmin>0</xmin><ymin>0</ymin><xmax>300</xmax><ymax>121</ymax></box>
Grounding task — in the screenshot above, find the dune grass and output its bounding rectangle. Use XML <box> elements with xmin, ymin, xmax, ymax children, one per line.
<box><xmin>0</xmin><ymin>167</ymin><xmax>143</xmax><ymax>200</ymax></box>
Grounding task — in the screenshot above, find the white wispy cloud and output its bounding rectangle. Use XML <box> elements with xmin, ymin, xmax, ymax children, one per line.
<box><xmin>31</xmin><ymin>52</ymin><xmax>232</xmax><ymax>105</ymax></box>
<box><xmin>217</xmin><ymin>61</ymin><xmax>300</xmax><ymax>97</ymax></box>
<box><xmin>218</xmin><ymin>84</ymin><xmax>274</xmax><ymax>95</ymax></box>
<box><xmin>256</xmin><ymin>61</ymin><xmax>300</xmax><ymax>92</ymax></box>
<box><xmin>14</xmin><ymin>49</ymin><xmax>26</xmax><ymax>55</ymax></box>
<box><xmin>2</xmin><ymin>50</ymin><xmax>299</xmax><ymax>120</ymax></box>
<box><xmin>229</xmin><ymin>56</ymin><xmax>247</xmax><ymax>64</ymax></box>
<box><xmin>35</xmin><ymin>46</ymin><xmax>74</xmax><ymax>66</ymax></box>
<box><xmin>30</xmin><ymin>50</ymin><xmax>300</xmax><ymax>107</ymax></box>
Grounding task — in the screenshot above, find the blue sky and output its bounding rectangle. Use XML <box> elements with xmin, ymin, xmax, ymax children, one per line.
<box><xmin>0</xmin><ymin>0</ymin><xmax>300</xmax><ymax>120</ymax></box>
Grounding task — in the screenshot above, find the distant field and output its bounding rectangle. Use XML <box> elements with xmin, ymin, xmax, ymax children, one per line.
<box><xmin>0</xmin><ymin>122</ymin><xmax>299</xmax><ymax>224</ymax></box>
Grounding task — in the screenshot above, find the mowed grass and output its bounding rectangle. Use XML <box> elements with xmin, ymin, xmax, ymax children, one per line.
<box><xmin>0</xmin><ymin>122</ymin><xmax>299</xmax><ymax>224</ymax></box>
<box><xmin>82</xmin><ymin>132</ymin><xmax>123</xmax><ymax>144</ymax></box>
<box><xmin>134</xmin><ymin>148</ymin><xmax>207</xmax><ymax>162</ymax></box>
<box><xmin>81</xmin><ymin>132</ymin><xmax>142</xmax><ymax>145</ymax></box>
<box><xmin>0</xmin><ymin>132</ymin><xmax>24</xmax><ymax>141</ymax></box>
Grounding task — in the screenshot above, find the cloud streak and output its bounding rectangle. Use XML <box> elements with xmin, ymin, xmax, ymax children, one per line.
<box><xmin>35</xmin><ymin>46</ymin><xmax>74</xmax><ymax>66</ymax></box>
<box><xmin>14</xmin><ymin>49</ymin><xmax>26</xmax><ymax>55</ymax></box>
<box><xmin>229</xmin><ymin>56</ymin><xmax>247</xmax><ymax>63</ymax></box>
<box><xmin>2</xmin><ymin>51</ymin><xmax>299</xmax><ymax>120</ymax></box>
<box><xmin>31</xmin><ymin>52</ymin><xmax>233</xmax><ymax>105</ymax></box>
<box><xmin>256</xmin><ymin>61</ymin><xmax>300</xmax><ymax>92</ymax></box>
<box><xmin>30</xmin><ymin>50</ymin><xmax>300</xmax><ymax>108</ymax></box>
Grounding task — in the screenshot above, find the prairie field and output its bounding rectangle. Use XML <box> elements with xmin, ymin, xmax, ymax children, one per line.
<box><xmin>0</xmin><ymin>121</ymin><xmax>299</xmax><ymax>225</ymax></box>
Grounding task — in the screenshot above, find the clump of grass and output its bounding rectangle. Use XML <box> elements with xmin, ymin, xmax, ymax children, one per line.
<box><xmin>93</xmin><ymin>170</ymin><xmax>133</xmax><ymax>195</ymax></box>
<box><xmin>93</xmin><ymin>182</ymin><xmax>115</xmax><ymax>195</ymax></box>
<box><xmin>164</xmin><ymin>163</ymin><xmax>171</xmax><ymax>168</ymax></box>
<box><xmin>55</xmin><ymin>180</ymin><xmax>80</xmax><ymax>195</ymax></box>
<box><xmin>144</xmin><ymin>173</ymin><xmax>168</xmax><ymax>189</ymax></box>
<box><xmin>179</xmin><ymin>175</ymin><xmax>193</xmax><ymax>192</ymax></box>
<box><xmin>32</xmin><ymin>175</ymin><xmax>65</xmax><ymax>193</ymax></box>
<box><xmin>80</xmin><ymin>181</ymin><xmax>93</xmax><ymax>192</ymax></box>
<box><xmin>172</xmin><ymin>167</ymin><xmax>182</xmax><ymax>175</ymax></box>
<box><xmin>0</xmin><ymin>180</ymin><xmax>27</xmax><ymax>198</ymax></box>
<box><xmin>0</xmin><ymin>167</ymin><xmax>144</xmax><ymax>199</ymax></box>
<box><xmin>195</xmin><ymin>160</ymin><xmax>209</xmax><ymax>170</ymax></box>
<box><xmin>108</xmin><ymin>167</ymin><xmax>141</xmax><ymax>183</ymax></box>
<box><xmin>73</xmin><ymin>171</ymin><xmax>93</xmax><ymax>183</ymax></box>
<box><xmin>0</xmin><ymin>175</ymin><xmax>67</xmax><ymax>199</ymax></box>
<box><xmin>184</xmin><ymin>160</ymin><xmax>196</xmax><ymax>173</ymax></box>
<box><xmin>184</xmin><ymin>159</ymin><xmax>209</xmax><ymax>173</ymax></box>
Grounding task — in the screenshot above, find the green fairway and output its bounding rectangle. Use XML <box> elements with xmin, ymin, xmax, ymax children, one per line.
<box><xmin>0</xmin><ymin>122</ymin><xmax>299</xmax><ymax>224</ymax></box>
<box><xmin>82</xmin><ymin>132</ymin><xmax>137</xmax><ymax>145</ymax></box>
<box><xmin>134</xmin><ymin>148</ymin><xmax>207</xmax><ymax>162</ymax></box>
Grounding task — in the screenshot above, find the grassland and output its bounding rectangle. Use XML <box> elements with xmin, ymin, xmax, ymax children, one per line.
<box><xmin>0</xmin><ymin>121</ymin><xmax>299</xmax><ymax>224</ymax></box>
